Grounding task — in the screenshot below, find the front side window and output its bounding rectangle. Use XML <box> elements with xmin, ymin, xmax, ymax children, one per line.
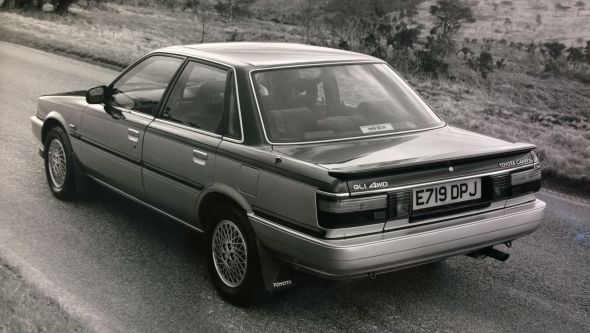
<box><xmin>252</xmin><ymin>63</ymin><xmax>443</xmax><ymax>143</ymax></box>
<box><xmin>110</xmin><ymin>55</ymin><xmax>184</xmax><ymax>115</ymax></box>
<box><xmin>162</xmin><ymin>61</ymin><xmax>229</xmax><ymax>134</ymax></box>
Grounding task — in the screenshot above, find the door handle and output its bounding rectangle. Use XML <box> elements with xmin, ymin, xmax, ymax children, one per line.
<box><xmin>192</xmin><ymin>149</ymin><xmax>208</xmax><ymax>166</ymax></box>
<box><xmin>128</xmin><ymin>129</ymin><xmax>140</xmax><ymax>143</ymax></box>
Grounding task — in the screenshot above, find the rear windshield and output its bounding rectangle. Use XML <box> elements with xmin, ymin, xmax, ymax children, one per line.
<box><xmin>251</xmin><ymin>63</ymin><xmax>443</xmax><ymax>143</ymax></box>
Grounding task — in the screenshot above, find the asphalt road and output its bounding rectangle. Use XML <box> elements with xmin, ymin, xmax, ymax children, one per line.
<box><xmin>1</xmin><ymin>41</ymin><xmax>589</xmax><ymax>333</ymax></box>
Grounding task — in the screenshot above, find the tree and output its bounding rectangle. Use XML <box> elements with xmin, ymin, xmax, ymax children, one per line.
<box><xmin>214</xmin><ymin>0</ymin><xmax>252</xmax><ymax>23</ymax></box>
<box><xmin>575</xmin><ymin>1</ymin><xmax>585</xmax><ymax>15</ymax></box>
<box><xmin>405</xmin><ymin>2</ymin><xmax>418</xmax><ymax>22</ymax></box>
<box><xmin>554</xmin><ymin>3</ymin><xmax>570</xmax><ymax>12</ymax></box>
<box><xmin>302</xmin><ymin>0</ymin><xmax>314</xmax><ymax>44</ymax></box>
<box><xmin>1</xmin><ymin>0</ymin><xmax>76</xmax><ymax>14</ymax></box>
<box><xmin>198</xmin><ymin>2</ymin><xmax>212</xmax><ymax>43</ymax></box>
<box><xmin>566</xmin><ymin>46</ymin><xmax>585</xmax><ymax>70</ymax></box>
<box><xmin>542</xmin><ymin>41</ymin><xmax>566</xmax><ymax>72</ymax></box>
<box><xmin>477</xmin><ymin>51</ymin><xmax>494</xmax><ymax>78</ymax></box>
<box><xmin>0</xmin><ymin>0</ymin><xmax>17</xmax><ymax>9</ymax></box>
<box><xmin>52</xmin><ymin>0</ymin><xmax>78</xmax><ymax>15</ymax></box>
<box><xmin>1</xmin><ymin>0</ymin><xmax>35</xmax><ymax>10</ymax></box>
<box><xmin>428</xmin><ymin>0</ymin><xmax>476</xmax><ymax>57</ymax></box>
<box><xmin>416</xmin><ymin>0</ymin><xmax>475</xmax><ymax>76</ymax></box>
<box><xmin>504</xmin><ymin>17</ymin><xmax>512</xmax><ymax>33</ymax></box>
<box><xmin>391</xmin><ymin>22</ymin><xmax>421</xmax><ymax>50</ymax></box>
<box><xmin>185</xmin><ymin>0</ymin><xmax>212</xmax><ymax>43</ymax></box>
<box><xmin>322</xmin><ymin>0</ymin><xmax>389</xmax><ymax>54</ymax></box>
<box><xmin>543</xmin><ymin>42</ymin><xmax>566</xmax><ymax>60</ymax></box>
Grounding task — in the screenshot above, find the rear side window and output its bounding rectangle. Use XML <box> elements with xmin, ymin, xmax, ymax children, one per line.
<box><xmin>162</xmin><ymin>61</ymin><xmax>229</xmax><ymax>134</ymax></box>
<box><xmin>110</xmin><ymin>55</ymin><xmax>184</xmax><ymax>115</ymax></box>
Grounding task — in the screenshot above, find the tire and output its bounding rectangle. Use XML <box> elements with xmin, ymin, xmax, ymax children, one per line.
<box><xmin>206</xmin><ymin>203</ymin><xmax>268</xmax><ymax>305</ymax></box>
<box><xmin>43</xmin><ymin>126</ymin><xmax>78</xmax><ymax>200</ymax></box>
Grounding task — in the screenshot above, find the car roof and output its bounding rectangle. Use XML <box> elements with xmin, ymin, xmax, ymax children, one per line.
<box><xmin>154</xmin><ymin>42</ymin><xmax>381</xmax><ymax>68</ymax></box>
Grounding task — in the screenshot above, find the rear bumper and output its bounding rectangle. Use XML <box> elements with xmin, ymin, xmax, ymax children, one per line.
<box><xmin>249</xmin><ymin>199</ymin><xmax>546</xmax><ymax>279</ymax></box>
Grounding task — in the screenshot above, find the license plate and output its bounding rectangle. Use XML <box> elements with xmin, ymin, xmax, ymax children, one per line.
<box><xmin>413</xmin><ymin>178</ymin><xmax>481</xmax><ymax>210</ymax></box>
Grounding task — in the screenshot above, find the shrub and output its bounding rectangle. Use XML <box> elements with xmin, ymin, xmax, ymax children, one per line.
<box><xmin>542</xmin><ymin>41</ymin><xmax>566</xmax><ymax>73</ymax></box>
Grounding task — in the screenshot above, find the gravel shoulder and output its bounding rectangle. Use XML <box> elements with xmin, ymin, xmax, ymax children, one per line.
<box><xmin>0</xmin><ymin>257</ymin><xmax>89</xmax><ymax>333</ymax></box>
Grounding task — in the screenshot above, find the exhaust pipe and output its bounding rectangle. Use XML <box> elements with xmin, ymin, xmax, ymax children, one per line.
<box><xmin>481</xmin><ymin>247</ymin><xmax>510</xmax><ymax>262</ymax></box>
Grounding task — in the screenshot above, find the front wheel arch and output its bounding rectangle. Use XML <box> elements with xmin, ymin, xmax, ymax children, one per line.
<box><xmin>41</xmin><ymin>118</ymin><xmax>66</xmax><ymax>144</ymax></box>
<box><xmin>41</xmin><ymin>111</ymin><xmax>69</xmax><ymax>144</ymax></box>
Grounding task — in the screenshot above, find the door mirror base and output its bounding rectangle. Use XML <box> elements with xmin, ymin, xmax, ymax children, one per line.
<box><xmin>105</xmin><ymin>105</ymin><xmax>125</xmax><ymax>120</ymax></box>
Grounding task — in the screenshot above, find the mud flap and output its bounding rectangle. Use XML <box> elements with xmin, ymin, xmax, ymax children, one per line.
<box><xmin>256</xmin><ymin>240</ymin><xmax>297</xmax><ymax>292</ymax></box>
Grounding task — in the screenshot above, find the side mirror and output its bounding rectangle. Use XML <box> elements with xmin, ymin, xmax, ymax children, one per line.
<box><xmin>86</xmin><ymin>85</ymin><xmax>107</xmax><ymax>104</ymax></box>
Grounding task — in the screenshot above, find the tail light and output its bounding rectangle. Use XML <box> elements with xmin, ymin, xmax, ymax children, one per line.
<box><xmin>317</xmin><ymin>194</ymin><xmax>387</xmax><ymax>228</ymax></box>
<box><xmin>317</xmin><ymin>191</ymin><xmax>411</xmax><ymax>229</ymax></box>
<box><xmin>510</xmin><ymin>162</ymin><xmax>541</xmax><ymax>195</ymax></box>
<box><xmin>492</xmin><ymin>152</ymin><xmax>542</xmax><ymax>199</ymax></box>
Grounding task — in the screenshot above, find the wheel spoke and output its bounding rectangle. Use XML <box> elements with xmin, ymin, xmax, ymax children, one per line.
<box><xmin>48</xmin><ymin>139</ymin><xmax>67</xmax><ymax>188</ymax></box>
<box><xmin>211</xmin><ymin>220</ymin><xmax>248</xmax><ymax>287</ymax></box>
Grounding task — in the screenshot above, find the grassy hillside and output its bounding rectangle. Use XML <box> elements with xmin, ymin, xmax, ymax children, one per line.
<box><xmin>252</xmin><ymin>0</ymin><xmax>590</xmax><ymax>45</ymax></box>
<box><xmin>0</xmin><ymin>1</ymin><xmax>588</xmax><ymax>186</ymax></box>
<box><xmin>418</xmin><ymin>0</ymin><xmax>590</xmax><ymax>45</ymax></box>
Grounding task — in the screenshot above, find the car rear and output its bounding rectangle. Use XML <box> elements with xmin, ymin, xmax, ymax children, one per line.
<box><xmin>249</xmin><ymin>146</ymin><xmax>545</xmax><ymax>278</ymax></box>
<box><xmin>246</xmin><ymin>60</ymin><xmax>546</xmax><ymax>279</ymax></box>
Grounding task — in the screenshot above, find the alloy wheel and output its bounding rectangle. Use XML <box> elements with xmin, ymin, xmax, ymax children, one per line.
<box><xmin>212</xmin><ymin>220</ymin><xmax>248</xmax><ymax>287</ymax></box>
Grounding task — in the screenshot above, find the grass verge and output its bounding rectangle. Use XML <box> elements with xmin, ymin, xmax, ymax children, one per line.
<box><xmin>1</xmin><ymin>5</ymin><xmax>588</xmax><ymax>190</ymax></box>
<box><xmin>0</xmin><ymin>259</ymin><xmax>89</xmax><ymax>333</ymax></box>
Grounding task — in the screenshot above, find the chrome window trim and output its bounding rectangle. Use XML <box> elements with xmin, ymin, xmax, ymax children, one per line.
<box><xmin>383</xmin><ymin>62</ymin><xmax>445</xmax><ymax>125</ymax></box>
<box><xmin>174</xmin><ymin>54</ymin><xmax>245</xmax><ymax>143</ymax></box>
<box><xmin>127</xmin><ymin>109</ymin><xmax>156</xmax><ymax>120</ymax></box>
<box><xmin>247</xmin><ymin>61</ymin><xmax>446</xmax><ymax>145</ymax></box>
<box><xmin>109</xmin><ymin>52</ymin><xmax>187</xmax><ymax>93</ymax></box>
<box><xmin>223</xmin><ymin>68</ymin><xmax>245</xmax><ymax>144</ymax></box>
<box><xmin>153</xmin><ymin>118</ymin><xmax>223</xmax><ymax>139</ymax></box>
<box><xmin>144</xmin><ymin>51</ymin><xmax>245</xmax><ymax>144</ymax></box>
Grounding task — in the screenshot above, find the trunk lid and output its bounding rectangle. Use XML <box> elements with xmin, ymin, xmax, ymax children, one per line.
<box><xmin>272</xmin><ymin>126</ymin><xmax>536</xmax><ymax>194</ymax></box>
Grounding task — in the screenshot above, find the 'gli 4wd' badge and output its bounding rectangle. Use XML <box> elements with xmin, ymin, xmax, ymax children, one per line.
<box><xmin>498</xmin><ymin>156</ymin><xmax>533</xmax><ymax>168</ymax></box>
<box><xmin>353</xmin><ymin>181</ymin><xmax>389</xmax><ymax>191</ymax></box>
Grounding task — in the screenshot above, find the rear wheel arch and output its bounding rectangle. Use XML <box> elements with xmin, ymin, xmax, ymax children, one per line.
<box><xmin>196</xmin><ymin>185</ymin><xmax>253</xmax><ymax>231</ymax></box>
<box><xmin>201</xmin><ymin>192</ymin><xmax>269</xmax><ymax>304</ymax></box>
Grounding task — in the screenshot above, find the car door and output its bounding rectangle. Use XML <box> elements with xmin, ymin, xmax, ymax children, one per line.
<box><xmin>142</xmin><ymin>60</ymin><xmax>234</xmax><ymax>223</ymax></box>
<box><xmin>77</xmin><ymin>55</ymin><xmax>185</xmax><ymax>199</ymax></box>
